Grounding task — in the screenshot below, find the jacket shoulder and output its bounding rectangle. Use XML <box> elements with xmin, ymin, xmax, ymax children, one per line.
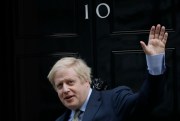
<box><xmin>55</xmin><ymin>115</ymin><xmax>64</xmax><ymax>121</ymax></box>
<box><xmin>55</xmin><ymin>110</ymin><xmax>70</xmax><ymax>121</ymax></box>
<box><xmin>112</xmin><ymin>86</ymin><xmax>132</xmax><ymax>93</ymax></box>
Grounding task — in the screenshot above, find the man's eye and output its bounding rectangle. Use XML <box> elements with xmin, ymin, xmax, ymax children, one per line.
<box><xmin>68</xmin><ymin>81</ymin><xmax>74</xmax><ymax>85</ymax></box>
<box><xmin>56</xmin><ymin>84</ymin><xmax>62</xmax><ymax>89</ymax></box>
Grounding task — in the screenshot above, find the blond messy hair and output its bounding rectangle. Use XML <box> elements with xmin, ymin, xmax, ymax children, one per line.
<box><xmin>47</xmin><ymin>57</ymin><xmax>92</xmax><ymax>86</ymax></box>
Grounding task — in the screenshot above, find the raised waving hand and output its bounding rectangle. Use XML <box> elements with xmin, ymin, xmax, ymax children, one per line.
<box><xmin>140</xmin><ymin>24</ymin><xmax>168</xmax><ymax>55</ymax></box>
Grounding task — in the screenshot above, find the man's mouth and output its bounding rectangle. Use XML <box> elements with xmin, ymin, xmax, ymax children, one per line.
<box><xmin>64</xmin><ymin>95</ymin><xmax>74</xmax><ymax>101</ymax></box>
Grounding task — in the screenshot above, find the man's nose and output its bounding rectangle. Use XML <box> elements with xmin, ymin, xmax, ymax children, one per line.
<box><xmin>62</xmin><ymin>84</ymin><xmax>70</xmax><ymax>92</ymax></box>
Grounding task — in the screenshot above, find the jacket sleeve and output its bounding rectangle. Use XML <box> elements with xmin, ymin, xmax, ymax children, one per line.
<box><xmin>127</xmin><ymin>69</ymin><xmax>168</xmax><ymax>121</ymax></box>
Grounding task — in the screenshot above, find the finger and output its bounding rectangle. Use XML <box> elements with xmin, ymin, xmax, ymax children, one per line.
<box><xmin>159</xmin><ymin>26</ymin><xmax>165</xmax><ymax>40</ymax></box>
<box><xmin>155</xmin><ymin>24</ymin><xmax>161</xmax><ymax>39</ymax></box>
<box><xmin>162</xmin><ymin>32</ymin><xmax>168</xmax><ymax>44</ymax></box>
<box><xmin>149</xmin><ymin>25</ymin><xmax>155</xmax><ymax>40</ymax></box>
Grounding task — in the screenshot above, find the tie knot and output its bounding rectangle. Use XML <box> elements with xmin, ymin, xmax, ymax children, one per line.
<box><xmin>73</xmin><ymin>110</ymin><xmax>83</xmax><ymax>121</ymax></box>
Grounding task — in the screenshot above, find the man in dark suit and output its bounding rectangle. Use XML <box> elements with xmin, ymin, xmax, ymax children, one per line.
<box><xmin>47</xmin><ymin>24</ymin><xmax>168</xmax><ymax>121</ymax></box>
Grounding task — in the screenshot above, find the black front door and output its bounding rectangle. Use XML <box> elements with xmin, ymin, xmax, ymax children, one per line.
<box><xmin>5</xmin><ymin>0</ymin><xmax>179</xmax><ymax>121</ymax></box>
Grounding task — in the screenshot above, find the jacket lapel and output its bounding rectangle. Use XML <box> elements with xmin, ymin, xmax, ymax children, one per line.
<box><xmin>82</xmin><ymin>89</ymin><xmax>102</xmax><ymax>121</ymax></box>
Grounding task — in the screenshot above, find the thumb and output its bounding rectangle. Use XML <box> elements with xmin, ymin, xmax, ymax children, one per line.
<box><xmin>140</xmin><ymin>41</ymin><xmax>147</xmax><ymax>53</ymax></box>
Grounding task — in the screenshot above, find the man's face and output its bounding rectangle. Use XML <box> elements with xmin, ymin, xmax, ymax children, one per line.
<box><xmin>53</xmin><ymin>68</ymin><xmax>90</xmax><ymax>110</ymax></box>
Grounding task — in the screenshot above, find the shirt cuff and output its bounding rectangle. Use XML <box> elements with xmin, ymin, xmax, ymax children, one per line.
<box><xmin>146</xmin><ymin>53</ymin><xmax>166</xmax><ymax>75</ymax></box>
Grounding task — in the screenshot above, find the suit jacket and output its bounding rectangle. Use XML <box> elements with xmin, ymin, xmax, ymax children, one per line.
<box><xmin>55</xmin><ymin>73</ymin><xmax>166</xmax><ymax>121</ymax></box>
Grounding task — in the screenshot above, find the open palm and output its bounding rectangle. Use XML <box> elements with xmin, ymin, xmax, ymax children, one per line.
<box><xmin>140</xmin><ymin>24</ymin><xmax>168</xmax><ymax>55</ymax></box>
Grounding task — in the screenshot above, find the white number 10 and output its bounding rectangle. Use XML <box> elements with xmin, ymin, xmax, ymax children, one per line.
<box><xmin>85</xmin><ymin>3</ymin><xmax>110</xmax><ymax>19</ymax></box>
